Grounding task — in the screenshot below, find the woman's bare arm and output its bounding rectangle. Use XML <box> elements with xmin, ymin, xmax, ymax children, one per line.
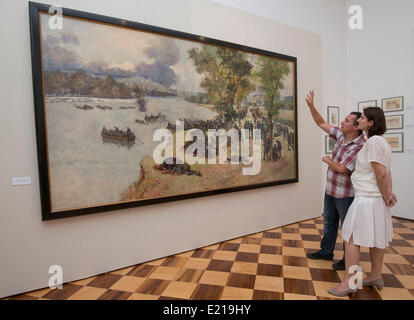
<box><xmin>372</xmin><ymin>162</ymin><xmax>397</xmax><ymax>207</ymax></box>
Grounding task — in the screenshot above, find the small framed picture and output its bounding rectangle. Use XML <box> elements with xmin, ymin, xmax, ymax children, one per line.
<box><xmin>358</xmin><ymin>100</ymin><xmax>377</xmax><ymax>112</ymax></box>
<box><xmin>382</xmin><ymin>96</ymin><xmax>404</xmax><ymax>112</ymax></box>
<box><xmin>384</xmin><ymin>132</ymin><xmax>404</xmax><ymax>153</ymax></box>
<box><xmin>385</xmin><ymin>114</ymin><xmax>404</xmax><ymax>130</ymax></box>
<box><xmin>325</xmin><ymin>136</ymin><xmax>336</xmax><ymax>154</ymax></box>
<box><xmin>327</xmin><ymin>106</ymin><xmax>340</xmax><ymax>127</ymax></box>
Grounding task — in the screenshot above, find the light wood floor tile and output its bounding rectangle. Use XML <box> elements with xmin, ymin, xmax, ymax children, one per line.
<box><xmin>239</xmin><ymin>244</ymin><xmax>261</xmax><ymax>253</ymax></box>
<box><xmin>395</xmin><ymin>275</ymin><xmax>414</xmax><ymax>289</ymax></box>
<box><xmin>212</xmin><ymin>250</ymin><xmax>237</xmax><ymax>261</ymax></box>
<box><xmin>258</xmin><ymin>254</ymin><xmax>282</xmax><ymax>265</ymax></box>
<box><xmin>378</xmin><ymin>287</ymin><xmax>413</xmax><ymax>300</ymax></box>
<box><xmin>199</xmin><ymin>271</ymin><xmax>229</xmax><ymax>286</ymax></box>
<box><xmin>383</xmin><ymin>254</ymin><xmax>410</xmax><ymax>264</ymax></box>
<box><xmin>282</xmin><ymin>233</ymin><xmax>302</xmax><ymax>240</ymax></box>
<box><xmin>183</xmin><ymin>258</ymin><xmax>210</xmax><ymax>270</ymax></box>
<box><xmin>283</xmin><ymin>247</ymin><xmax>306</xmax><ymax>257</ymax></box>
<box><xmin>312</xmin><ymin>281</ymin><xmax>350</xmax><ymax>300</ymax></box>
<box><xmin>149</xmin><ymin>266</ymin><xmax>181</xmax><ymax>280</ymax></box>
<box><xmin>67</xmin><ymin>286</ymin><xmax>107</xmax><ymax>300</ymax></box>
<box><xmin>220</xmin><ymin>287</ymin><xmax>253</xmax><ymax>300</ymax></box>
<box><xmin>254</xmin><ymin>276</ymin><xmax>284</xmax><ymax>292</ymax></box>
<box><xmin>162</xmin><ymin>281</ymin><xmax>197</xmax><ymax>299</ymax></box>
<box><xmin>231</xmin><ymin>262</ymin><xmax>258</xmax><ymax>275</ymax></box>
<box><xmin>307</xmin><ymin>259</ymin><xmax>333</xmax><ymax>270</ymax></box>
<box><xmin>110</xmin><ymin>276</ymin><xmax>146</xmax><ymax>292</ymax></box>
<box><xmin>127</xmin><ymin>293</ymin><xmax>159</xmax><ymax>300</ymax></box>
<box><xmin>283</xmin><ymin>266</ymin><xmax>312</xmax><ymax>280</ymax></box>
<box><xmin>284</xmin><ymin>293</ymin><xmax>317</xmax><ymax>300</ymax></box>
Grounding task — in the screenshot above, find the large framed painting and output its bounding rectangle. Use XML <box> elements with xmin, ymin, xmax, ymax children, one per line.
<box><xmin>29</xmin><ymin>2</ymin><xmax>298</xmax><ymax>220</ymax></box>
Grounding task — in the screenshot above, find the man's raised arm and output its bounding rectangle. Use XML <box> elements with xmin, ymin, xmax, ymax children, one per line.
<box><xmin>306</xmin><ymin>90</ymin><xmax>331</xmax><ymax>134</ymax></box>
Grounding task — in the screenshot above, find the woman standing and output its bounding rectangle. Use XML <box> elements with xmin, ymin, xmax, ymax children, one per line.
<box><xmin>328</xmin><ymin>107</ymin><xmax>397</xmax><ymax>297</ymax></box>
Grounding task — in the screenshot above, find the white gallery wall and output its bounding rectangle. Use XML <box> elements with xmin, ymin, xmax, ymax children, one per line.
<box><xmin>212</xmin><ymin>0</ymin><xmax>349</xmax><ymax>204</ymax></box>
<box><xmin>346</xmin><ymin>0</ymin><xmax>414</xmax><ymax>220</ymax></box>
<box><xmin>0</xmin><ymin>0</ymin><xmax>323</xmax><ymax>298</ymax></box>
<box><xmin>215</xmin><ymin>0</ymin><xmax>414</xmax><ymax>219</ymax></box>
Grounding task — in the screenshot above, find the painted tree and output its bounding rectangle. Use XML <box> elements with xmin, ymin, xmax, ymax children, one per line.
<box><xmin>188</xmin><ymin>45</ymin><xmax>254</xmax><ymax>126</ymax></box>
<box><xmin>254</xmin><ymin>56</ymin><xmax>290</xmax><ymax>161</ymax></box>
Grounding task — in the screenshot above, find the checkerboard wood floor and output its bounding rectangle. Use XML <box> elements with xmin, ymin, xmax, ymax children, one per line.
<box><xmin>4</xmin><ymin>216</ymin><xmax>414</xmax><ymax>300</ymax></box>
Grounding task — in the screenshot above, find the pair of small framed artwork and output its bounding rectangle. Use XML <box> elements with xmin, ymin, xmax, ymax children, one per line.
<box><xmin>357</xmin><ymin>96</ymin><xmax>404</xmax><ymax>153</ymax></box>
<box><xmin>325</xmin><ymin>96</ymin><xmax>404</xmax><ymax>154</ymax></box>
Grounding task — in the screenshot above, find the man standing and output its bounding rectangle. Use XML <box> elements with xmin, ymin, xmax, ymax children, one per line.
<box><xmin>305</xmin><ymin>91</ymin><xmax>365</xmax><ymax>270</ymax></box>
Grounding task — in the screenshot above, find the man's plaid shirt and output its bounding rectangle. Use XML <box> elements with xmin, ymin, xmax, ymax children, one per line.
<box><xmin>326</xmin><ymin>126</ymin><xmax>366</xmax><ymax>198</ymax></box>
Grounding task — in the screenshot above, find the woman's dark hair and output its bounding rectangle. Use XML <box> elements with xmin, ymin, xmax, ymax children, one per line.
<box><xmin>363</xmin><ymin>107</ymin><xmax>386</xmax><ymax>137</ymax></box>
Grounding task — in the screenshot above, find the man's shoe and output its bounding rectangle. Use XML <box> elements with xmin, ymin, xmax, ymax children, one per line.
<box><xmin>332</xmin><ymin>259</ymin><xmax>345</xmax><ymax>270</ymax></box>
<box><xmin>306</xmin><ymin>251</ymin><xmax>333</xmax><ymax>261</ymax></box>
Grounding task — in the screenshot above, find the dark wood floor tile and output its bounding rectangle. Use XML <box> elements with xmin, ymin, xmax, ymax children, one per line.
<box><xmin>402</xmin><ymin>255</ymin><xmax>414</xmax><ymax>265</ymax></box>
<box><xmin>385</xmin><ymin>246</ymin><xmax>398</xmax><ymax>254</ymax></box>
<box><xmin>299</xmin><ymin>223</ymin><xmax>316</xmax><ymax>229</ymax></box>
<box><xmin>400</xmin><ymin>233</ymin><xmax>414</xmax><ymax>240</ymax></box>
<box><xmin>227</xmin><ymin>273</ymin><xmax>256</xmax><ymax>289</ymax></box>
<box><xmin>175</xmin><ymin>269</ymin><xmax>204</xmax><ymax>283</ymax></box>
<box><xmin>235</xmin><ymin>252</ymin><xmax>259</xmax><ymax>263</ymax></box>
<box><xmin>161</xmin><ymin>256</ymin><xmax>188</xmax><ymax>267</ymax></box>
<box><xmin>87</xmin><ymin>274</ymin><xmax>123</xmax><ymax>289</ymax></box>
<box><xmin>284</xmin><ymin>278</ymin><xmax>315</xmax><ymax>296</ymax></box>
<box><xmin>257</xmin><ymin>264</ymin><xmax>283</xmax><ymax>277</ymax></box>
<box><xmin>385</xmin><ymin>263</ymin><xmax>414</xmax><ymax>276</ymax></box>
<box><xmin>218</xmin><ymin>243</ymin><xmax>240</xmax><ymax>251</ymax></box>
<box><xmin>127</xmin><ymin>265</ymin><xmax>155</xmax><ymax>277</ymax></box>
<box><xmin>390</xmin><ymin>239</ymin><xmax>411</xmax><ymax>247</ymax></box>
<box><xmin>360</xmin><ymin>252</ymin><xmax>371</xmax><ymax>262</ymax></box>
<box><xmin>97</xmin><ymin>289</ymin><xmax>132</xmax><ymax>300</ymax></box>
<box><xmin>191</xmin><ymin>249</ymin><xmax>214</xmax><ymax>259</ymax></box>
<box><xmin>207</xmin><ymin>260</ymin><xmax>234</xmax><ymax>272</ymax></box>
<box><xmin>281</xmin><ymin>227</ymin><xmax>299</xmax><ymax>234</ymax></box>
<box><xmin>135</xmin><ymin>279</ymin><xmax>170</xmax><ymax>296</ymax></box>
<box><xmin>263</xmin><ymin>232</ymin><xmax>281</xmax><ymax>239</ymax></box>
<box><xmin>317</xmin><ymin>296</ymin><xmax>343</xmax><ymax>300</ymax></box>
<box><xmin>309</xmin><ymin>268</ymin><xmax>341</xmax><ymax>283</ymax></box>
<box><xmin>42</xmin><ymin>284</ymin><xmax>83</xmax><ymax>300</ymax></box>
<box><xmin>159</xmin><ymin>296</ymin><xmax>186</xmax><ymax>300</ymax></box>
<box><xmin>190</xmin><ymin>284</ymin><xmax>223</xmax><ymax>300</ymax></box>
<box><xmin>282</xmin><ymin>240</ymin><xmax>303</xmax><ymax>248</ymax></box>
<box><xmin>408</xmin><ymin>289</ymin><xmax>414</xmax><ymax>298</ymax></box>
<box><xmin>393</xmin><ymin>222</ymin><xmax>406</xmax><ymax>228</ymax></box>
<box><xmin>350</xmin><ymin>287</ymin><xmax>382</xmax><ymax>300</ymax></box>
<box><xmin>253</xmin><ymin>290</ymin><xmax>284</xmax><ymax>300</ymax></box>
<box><xmin>8</xmin><ymin>294</ymin><xmax>38</xmax><ymax>300</ymax></box>
<box><xmin>260</xmin><ymin>245</ymin><xmax>282</xmax><ymax>255</ymax></box>
<box><xmin>382</xmin><ymin>274</ymin><xmax>405</xmax><ymax>288</ymax></box>
<box><xmin>301</xmin><ymin>234</ymin><xmax>321</xmax><ymax>242</ymax></box>
<box><xmin>283</xmin><ymin>256</ymin><xmax>309</xmax><ymax>268</ymax></box>
<box><xmin>242</xmin><ymin>237</ymin><xmax>261</xmax><ymax>245</ymax></box>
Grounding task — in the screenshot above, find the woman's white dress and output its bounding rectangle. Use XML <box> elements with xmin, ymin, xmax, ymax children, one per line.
<box><xmin>341</xmin><ymin>135</ymin><xmax>393</xmax><ymax>248</ymax></box>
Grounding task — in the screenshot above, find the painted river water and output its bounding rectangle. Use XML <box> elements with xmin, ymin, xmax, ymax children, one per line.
<box><xmin>45</xmin><ymin>96</ymin><xmax>217</xmax><ymax>212</ymax></box>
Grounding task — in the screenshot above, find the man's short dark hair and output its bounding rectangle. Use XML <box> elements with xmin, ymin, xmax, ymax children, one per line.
<box><xmin>363</xmin><ymin>107</ymin><xmax>387</xmax><ymax>137</ymax></box>
<box><xmin>350</xmin><ymin>111</ymin><xmax>362</xmax><ymax>135</ymax></box>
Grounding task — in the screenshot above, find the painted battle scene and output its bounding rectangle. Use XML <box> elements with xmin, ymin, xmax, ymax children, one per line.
<box><xmin>39</xmin><ymin>13</ymin><xmax>297</xmax><ymax>212</ymax></box>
